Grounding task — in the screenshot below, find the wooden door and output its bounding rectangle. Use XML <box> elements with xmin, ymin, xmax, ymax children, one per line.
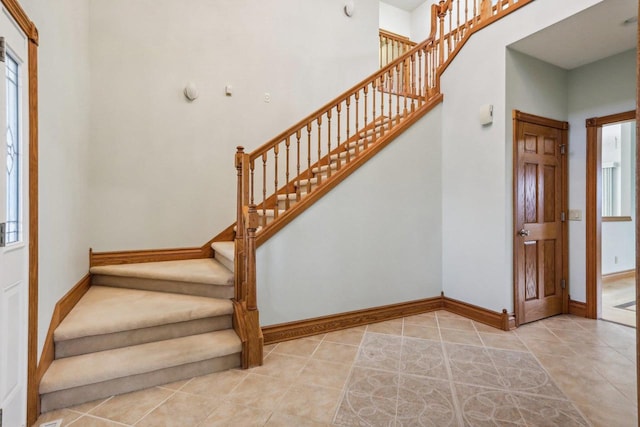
<box><xmin>513</xmin><ymin>111</ymin><xmax>568</xmax><ymax>325</ymax></box>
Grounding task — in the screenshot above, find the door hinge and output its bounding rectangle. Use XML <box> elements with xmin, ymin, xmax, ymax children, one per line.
<box><xmin>561</xmin><ymin>279</ymin><xmax>566</xmax><ymax>289</ymax></box>
<box><xmin>0</xmin><ymin>223</ymin><xmax>5</xmax><ymax>247</ymax></box>
<box><xmin>560</xmin><ymin>144</ymin><xmax>566</xmax><ymax>154</ymax></box>
<box><xmin>0</xmin><ymin>407</ymin><xmax>3</xmax><ymax>427</ymax></box>
<box><xmin>560</xmin><ymin>212</ymin><xmax>566</xmax><ymax>222</ymax></box>
<box><xmin>0</xmin><ymin>37</ymin><xmax>5</xmax><ymax>63</ymax></box>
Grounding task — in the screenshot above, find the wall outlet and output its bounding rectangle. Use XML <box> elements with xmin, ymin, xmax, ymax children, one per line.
<box><xmin>614</xmin><ymin>256</ymin><xmax>619</xmax><ymax>264</ymax></box>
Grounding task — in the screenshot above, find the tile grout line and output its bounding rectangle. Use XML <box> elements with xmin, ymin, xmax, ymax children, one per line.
<box><xmin>393</xmin><ymin>319</ymin><xmax>407</xmax><ymax>426</ymax></box>
<box><xmin>435</xmin><ymin>312</ymin><xmax>465</xmax><ymax>427</ymax></box>
<box><xmin>130</xmin><ymin>386</ymin><xmax>182</xmax><ymax>426</ymax></box>
<box><xmin>69</xmin><ymin>413</ymin><xmax>132</xmax><ymax>427</ymax></box>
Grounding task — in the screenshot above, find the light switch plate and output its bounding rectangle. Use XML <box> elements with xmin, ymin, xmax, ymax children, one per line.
<box><xmin>568</xmin><ymin>209</ymin><xmax>582</xmax><ymax>221</ymax></box>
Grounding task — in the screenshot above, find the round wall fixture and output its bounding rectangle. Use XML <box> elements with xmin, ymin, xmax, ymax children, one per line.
<box><xmin>344</xmin><ymin>1</ymin><xmax>354</xmax><ymax>17</ymax></box>
<box><xmin>184</xmin><ymin>82</ymin><xmax>199</xmax><ymax>101</ymax></box>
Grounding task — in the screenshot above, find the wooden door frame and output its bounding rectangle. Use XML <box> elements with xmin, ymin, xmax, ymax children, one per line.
<box><xmin>0</xmin><ymin>0</ymin><xmax>38</xmax><ymax>425</ymax></box>
<box><xmin>585</xmin><ymin>110</ymin><xmax>636</xmax><ymax>319</ymax></box>
<box><xmin>512</xmin><ymin>110</ymin><xmax>569</xmax><ymax>327</ymax></box>
<box><xmin>635</xmin><ymin>6</ymin><xmax>639</xmax><ymax>415</ymax></box>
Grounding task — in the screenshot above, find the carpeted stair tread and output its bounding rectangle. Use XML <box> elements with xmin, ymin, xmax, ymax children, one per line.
<box><xmin>211</xmin><ymin>242</ymin><xmax>234</xmax><ymax>263</ymax></box>
<box><xmin>90</xmin><ymin>258</ymin><xmax>233</xmax><ymax>286</ymax></box>
<box><xmin>257</xmin><ymin>209</ymin><xmax>285</xmax><ymax>217</ymax></box>
<box><xmin>311</xmin><ymin>163</ymin><xmax>338</xmax><ymax>175</ymax></box>
<box><xmin>54</xmin><ymin>286</ymin><xmax>232</xmax><ymax>341</ymax></box>
<box><xmin>211</xmin><ymin>241</ymin><xmax>234</xmax><ymax>272</ymax></box>
<box><xmin>295</xmin><ymin>177</ymin><xmax>319</xmax><ymax>187</ymax></box>
<box><xmin>276</xmin><ymin>192</ymin><xmax>308</xmax><ymax>201</ymax></box>
<box><xmin>40</xmin><ymin>330</ymin><xmax>241</xmax><ymax>394</ymax></box>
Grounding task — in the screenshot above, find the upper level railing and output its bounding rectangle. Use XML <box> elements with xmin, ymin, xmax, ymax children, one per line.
<box><xmin>233</xmin><ymin>0</ymin><xmax>534</xmax><ymax>367</ymax></box>
<box><xmin>379</xmin><ymin>29</ymin><xmax>417</xmax><ymax>69</ymax></box>
<box><xmin>435</xmin><ymin>0</ymin><xmax>532</xmax><ymax>69</ymax></box>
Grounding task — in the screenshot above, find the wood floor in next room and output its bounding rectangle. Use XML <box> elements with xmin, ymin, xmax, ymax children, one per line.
<box><xmin>602</xmin><ymin>273</ymin><xmax>636</xmax><ymax>328</ymax></box>
<box><xmin>34</xmin><ymin>311</ymin><xmax>636</xmax><ymax>427</ymax></box>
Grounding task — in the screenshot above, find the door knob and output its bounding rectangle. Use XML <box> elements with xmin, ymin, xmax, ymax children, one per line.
<box><xmin>518</xmin><ymin>229</ymin><xmax>530</xmax><ymax>237</ymax></box>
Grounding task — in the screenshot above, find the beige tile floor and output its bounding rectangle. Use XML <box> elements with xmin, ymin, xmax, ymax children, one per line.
<box><xmin>34</xmin><ymin>311</ymin><xmax>637</xmax><ymax>427</ymax></box>
<box><xmin>602</xmin><ymin>274</ymin><xmax>636</xmax><ymax>327</ymax></box>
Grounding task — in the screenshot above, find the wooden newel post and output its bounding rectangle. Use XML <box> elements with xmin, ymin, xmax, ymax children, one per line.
<box><xmin>235</xmin><ymin>147</ymin><xmax>245</xmax><ymax>301</ymax></box>
<box><xmin>242</xmin><ymin>203</ymin><xmax>263</xmax><ymax>367</ymax></box>
<box><xmin>480</xmin><ymin>0</ymin><xmax>492</xmax><ymax>21</ymax></box>
<box><xmin>246</xmin><ymin>204</ymin><xmax>259</xmax><ymax>311</ymax></box>
<box><xmin>438</xmin><ymin>0</ymin><xmax>446</xmax><ymax>65</ymax></box>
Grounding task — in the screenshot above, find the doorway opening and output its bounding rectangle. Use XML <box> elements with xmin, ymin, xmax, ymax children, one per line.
<box><xmin>585</xmin><ymin>110</ymin><xmax>637</xmax><ymax>327</ymax></box>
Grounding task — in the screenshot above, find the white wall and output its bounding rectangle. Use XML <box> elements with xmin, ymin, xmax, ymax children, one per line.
<box><xmin>88</xmin><ymin>0</ymin><xmax>379</xmax><ymax>251</ymax></box>
<box><xmin>257</xmin><ymin>105</ymin><xmax>443</xmax><ymax>326</ymax></box>
<box><xmin>506</xmin><ymin>49</ymin><xmax>568</xmax><ymax>124</ymax></box>
<box><xmin>567</xmin><ymin>50</ymin><xmax>636</xmax><ymax>282</ymax></box>
<box><xmin>440</xmin><ymin>0</ymin><xmax>601</xmax><ymax>313</ymax></box>
<box><xmin>602</xmin><ymin>221</ymin><xmax>636</xmax><ymax>274</ymax></box>
<box><xmin>380</xmin><ymin>1</ymin><xmax>412</xmax><ymax>37</ymax></box>
<box><xmin>18</xmin><ymin>0</ymin><xmax>92</xmax><ymax>356</ymax></box>
<box><xmin>410</xmin><ymin>1</ymin><xmax>437</xmax><ymax>42</ymax></box>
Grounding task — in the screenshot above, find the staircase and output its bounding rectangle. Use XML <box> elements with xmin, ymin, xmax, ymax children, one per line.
<box><xmin>37</xmin><ymin>0</ymin><xmax>533</xmax><ymax>415</ymax></box>
<box><xmin>39</xmin><ymin>247</ymin><xmax>238</xmax><ymax>412</ymax></box>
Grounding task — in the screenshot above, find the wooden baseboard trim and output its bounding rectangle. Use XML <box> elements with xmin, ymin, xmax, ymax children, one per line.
<box><xmin>506</xmin><ymin>313</ymin><xmax>517</xmax><ymax>330</ymax></box>
<box><xmin>568</xmin><ymin>299</ymin><xmax>587</xmax><ymax>317</ymax></box>
<box><xmin>36</xmin><ymin>274</ymin><xmax>91</xmax><ymax>384</ymax></box>
<box><xmin>262</xmin><ymin>296</ymin><xmax>444</xmax><ymax>344</ymax></box>
<box><xmin>262</xmin><ymin>294</ymin><xmax>516</xmax><ymax>344</ymax></box>
<box><xmin>90</xmin><ymin>247</ymin><xmax>209</xmax><ymax>267</ymax></box>
<box><xmin>442</xmin><ymin>295</ymin><xmax>512</xmax><ymax>331</ymax></box>
<box><xmin>602</xmin><ymin>269</ymin><xmax>635</xmax><ymax>283</ymax></box>
<box><xmin>201</xmin><ymin>223</ymin><xmax>236</xmax><ymax>256</ymax></box>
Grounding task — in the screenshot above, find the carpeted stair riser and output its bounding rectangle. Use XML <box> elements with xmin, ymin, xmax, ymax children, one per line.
<box><xmin>41</xmin><ymin>353</ymin><xmax>240</xmax><ymax>412</ymax></box>
<box><xmin>91</xmin><ymin>275</ymin><xmax>234</xmax><ymax>299</ymax></box>
<box><xmin>211</xmin><ymin>242</ymin><xmax>234</xmax><ymax>273</ymax></box>
<box><xmin>214</xmin><ymin>251</ymin><xmax>234</xmax><ymax>272</ymax></box>
<box><xmin>55</xmin><ymin>315</ymin><xmax>232</xmax><ymax>358</ymax></box>
<box><xmin>41</xmin><ymin>329</ymin><xmax>241</xmax><ymax>412</ymax></box>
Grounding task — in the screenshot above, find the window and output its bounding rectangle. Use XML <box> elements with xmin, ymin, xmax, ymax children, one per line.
<box><xmin>601</xmin><ymin>120</ymin><xmax>636</xmax><ymax>221</ymax></box>
<box><xmin>6</xmin><ymin>53</ymin><xmax>20</xmax><ymax>244</ymax></box>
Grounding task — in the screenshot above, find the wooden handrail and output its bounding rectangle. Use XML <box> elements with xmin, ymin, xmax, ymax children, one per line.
<box><xmin>249</xmin><ymin>37</ymin><xmax>436</xmax><ymax>161</ymax></box>
<box><xmin>232</xmin><ymin>0</ymin><xmax>535</xmax><ymax>368</ymax></box>
<box><xmin>379</xmin><ymin>29</ymin><xmax>413</xmax><ymax>44</ymax></box>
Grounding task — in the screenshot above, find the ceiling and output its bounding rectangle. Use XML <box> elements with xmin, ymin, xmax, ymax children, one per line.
<box><xmin>509</xmin><ymin>0</ymin><xmax>637</xmax><ymax>70</ymax></box>
<box><xmin>381</xmin><ymin>0</ymin><xmax>428</xmax><ymax>12</ymax></box>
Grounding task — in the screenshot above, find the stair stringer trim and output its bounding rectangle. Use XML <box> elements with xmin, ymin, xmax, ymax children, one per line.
<box><xmin>35</xmin><ymin>274</ymin><xmax>91</xmax><ymax>415</ymax></box>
